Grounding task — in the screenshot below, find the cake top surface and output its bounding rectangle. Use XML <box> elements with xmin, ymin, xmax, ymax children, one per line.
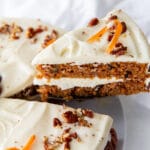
<box><xmin>32</xmin><ymin>9</ymin><xmax>150</xmax><ymax>65</ymax></box>
<box><xmin>0</xmin><ymin>18</ymin><xmax>65</xmax><ymax>97</ymax></box>
<box><xmin>0</xmin><ymin>98</ymin><xmax>113</xmax><ymax>150</ymax></box>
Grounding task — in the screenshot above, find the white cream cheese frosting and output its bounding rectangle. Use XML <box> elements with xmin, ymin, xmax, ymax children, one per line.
<box><xmin>0</xmin><ymin>18</ymin><xmax>65</xmax><ymax>97</ymax></box>
<box><xmin>32</xmin><ymin>9</ymin><xmax>150</xmax><ymax>65</ymax></box>
<box><xmin>34</xmin><ymin>77</ymin><xmax>123</xmax><ymax>90</ymax></box>
<box><xmin>0</xmin><ymin>98</ymin><xmax>113</xmax><ymax>150</ymax></box>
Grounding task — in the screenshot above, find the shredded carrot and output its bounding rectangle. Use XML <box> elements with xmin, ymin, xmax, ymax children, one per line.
<box><xmin>46</xmin><ymin>38</ymin><xmax>56</xmax><ymax>46</ymax></box>
<box><xmin>6</xmin><ymin>135</ymin><xmax>36</xmax><ymax>150</ymax></box>
<box><xmin>6</xmin><ymin>148</ymin><xmax>20</xmax><ymax>150</ymax></box>
<box><xmin>22</xmin><ymin>135</ymin><xmax>36</xmax><ymax>150</ymax></box>
<box><xmin>87</xmin><ymin>26</ymin><xmax>108</xmax><ymax>43</ymax></box>
<box><xmin>106</xmin><ymin>20</ymin><xmax>123</xmax><ymax>53</ymax></box>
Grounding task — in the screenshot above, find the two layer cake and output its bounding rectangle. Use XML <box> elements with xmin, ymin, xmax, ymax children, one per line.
<box><xmin>32</xmin><ymin>10</ymin><xmax>150</xmax><ymax>100</ymax></box>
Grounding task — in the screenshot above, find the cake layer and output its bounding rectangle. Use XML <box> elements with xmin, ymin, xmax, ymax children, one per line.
<box><xmin>0</xmin><ymin>98</ymin><xmax>117</xmax><ymax>150</ymax></box>
<box><xmin>0</xmin><ymin>18</ymin><xmax>65</xmax><ymax>98</ymax></box>
<box><xmin>37</xmin><ymin>80</ymin><xmax>148</xmax><ymax>100</ymax></box>
<box><xmin>34</xmin><ymin>77</ymin><xmax>123</xmax><ymax>90</ymax></box>
<box><xmin>36</xmin><ymin>62</ymin><xmax>149</xmax><ymax>79</ymax></box>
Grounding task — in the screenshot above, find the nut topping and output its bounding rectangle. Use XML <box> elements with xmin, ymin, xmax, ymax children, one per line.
<box><xmin>26</xmin><ymin>26</ymin><xmax>44</xmax><ymax>38</ymax></box>
<box><xmin>53</xmin><ymin>118</ymin><xmax>62</xmax><ymax>127</ymax></box>
<box><xmin>62</xmin><ymin>111</ymin><xmax>78</xmax><ymax>123</ymax></box>
<box><xmin>44</xmin><ymin>129</ymin><xmax>80</xmax><ymax>150</ymax></box>
<box><xmin>42</xmin><ymin>30</ymin><xmax>58</xmax><ymax>48</ymax></box>
<box><xmin>110</xmin><ymin>42</ymin><xmax>127</xmax><ymax>56</ymax></box>
<box><xmin>121</xmin><ymin>21</ymin><xmax>127</xmax><ymax>34</ymax></box>
<box><xmin>0</xmin><ymin>23</ymin><xmax>23</xmax><ymax>40</ymax></box>
<box><xmin>109</xmin><ymin>15</ymin><xmax>118</xmax><ymax>20</ymax></box>
<box><xmin>81</xmin><ymin>109</ymin><xmax>94</xmax><ymax>118</ymax></box>
<box><xmin>88</xmin><ymin>18</ymin><xmax>99</xmax><ymax>27</ymax></box>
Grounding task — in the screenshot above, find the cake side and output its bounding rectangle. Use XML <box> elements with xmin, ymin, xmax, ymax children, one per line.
<box><xmin>37</xmin><ymin>80</ymin><xmax>148</xmax><ymax>100</ymax></box>
<box><xmin>0</xmin><ymin>98</ymin><xmax>117</xmax><ymax>150</ymax></box>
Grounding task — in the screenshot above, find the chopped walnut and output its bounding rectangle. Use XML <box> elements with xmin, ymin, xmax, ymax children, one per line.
<box><xmin>88</xmin><ymin>18</ymin><xmax>99</xmax><ymax>27</ymax></box>
<box><xmin>26</xmin><ymin>26</ymin><xmax>44</xmax><ymax>38</ymax></box>
<box><xmin>53</xmin><ymin>118</ymin><xmax>62</xmax><ymax>127</ymax></box>
<box><xmin>62</xmin><ymin>111</ymin><xmax>78</xmax><ymax>123</ymax></box>
<box><xmin>42</xmin><ymin>30</ymin><xmax>58</xmax><ymax>48</ymax></box>
<box><xmin>0</xmin><ymin>23</ymin><xmax>23</xmax><ymax>40</ymax></box>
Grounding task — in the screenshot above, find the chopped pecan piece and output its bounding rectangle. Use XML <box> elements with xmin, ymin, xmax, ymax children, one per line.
<box><xmin>82</xmin><ymin>109</ymin><xmax>94</xmax><ymax>118</ymax></box>
<box><xmin>78</xmin><ymin>118</ymin><xmax>92</xmax><ymax>127</ymax></box>
<box><xmin>110</xmin><ymin>47</ymin><xmax>127</xmax><ymax>56</ymax></box>
<box><xmin>109</xmin><ymin>15</ymin><xmax>118</xmax><ymax>20</ymax></box>
<box><xmin>107</xmin><ymin>34</ymin><xmax>114</xmax><ymax>42</ymax></box>
<box><xmin>110</xmin><ymin>42</ymin><xmax>127</xmax><ymax>56</ymax></box>
<box><xmin>88</xmin><ymin>18</ymin><xmax>99</xmax><ymax>27</ymax></box>
<box><xmin>121</xmin><ymin>21</ymin><xmax>127</xmax><ymax>34</ymax></box>
<box><xmin>43</xmin><ymin>136</ymin><xmax>60</xmax><ymax>150</ymax></box>
<box><xmin>26</xmin><ymin>26</ymin><xmax>44</xmax><ymax>38</ymax></box>
<box><xmin>62</xmin><ymin>111</ymin><xmax>78</xmax><ymax>123</ymax></box>
<box><xmin>53</xmin><ymin>118</ymin><xmax>62</xmax><ymax>127</ymax></box>
<box><xmin>42</xmin><ymin>30</ymin><xmax>58</xmax><ymax>48</ymax></box>
<box><xmin>0</xmin><ymin>23</ymin><xmax>23</xmax><ymax>39</ymax></box>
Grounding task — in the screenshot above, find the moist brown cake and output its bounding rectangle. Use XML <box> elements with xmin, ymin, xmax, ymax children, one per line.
<box><xmin>37</xmin><ymin>80</ymin><xmax>148</xmax><ymax>101</ymax></box>
<box><xmin>32</xmin><ymin>10</ymin><xmax>150</xmax><ymax>101</ymax></box>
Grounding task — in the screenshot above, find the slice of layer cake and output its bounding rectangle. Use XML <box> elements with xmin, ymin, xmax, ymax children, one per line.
<box><xmin>32</xmin><ymin>9</ymin><xmax>150</xmax><ymax>100</ymax></box>
<box><xmin>0</xmin><ymin>98</ymin><xmax>117</xmax><ymax>150</ymax></box>
<box><xmin>0</xmin><ymin>18</ymin><xmax>65</xmax><ymax>99</ymax></box>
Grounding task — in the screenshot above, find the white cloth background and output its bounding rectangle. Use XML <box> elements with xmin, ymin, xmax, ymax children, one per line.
<box><xmin>0</xmin><ymin>0</ymin><xmax>150</xmax><ymax>41</ymax></box>
<box><xmin>0</xmin><ymin>0</ymin><xmax>150</xmax><ymax>149</ymax></box>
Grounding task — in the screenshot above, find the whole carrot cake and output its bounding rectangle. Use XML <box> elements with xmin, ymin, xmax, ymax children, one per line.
<box><xmin>32</xmin><ymin>10</ymin><xmax>150</xmax><ymax>100</ymax></box>
<box><xmin>0</xmin><ymin>98</ymin><xmax>117</xmax><ymax>150</ymax></box>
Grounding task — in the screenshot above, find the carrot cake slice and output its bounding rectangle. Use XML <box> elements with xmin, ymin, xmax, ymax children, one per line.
<box><xmin>32</xmin><ymin>9</ymin><xmax>150</xmax><ymax>100</ymax></box>
<box><xmin>0</xmin><ymin>98</ymin><xmax>117</xmax><ymax>150</ymax></box>
<box><xmin>0</xmin><ymin>18</ymin><xmax>65</xmax><ymax>99</ymax></box>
